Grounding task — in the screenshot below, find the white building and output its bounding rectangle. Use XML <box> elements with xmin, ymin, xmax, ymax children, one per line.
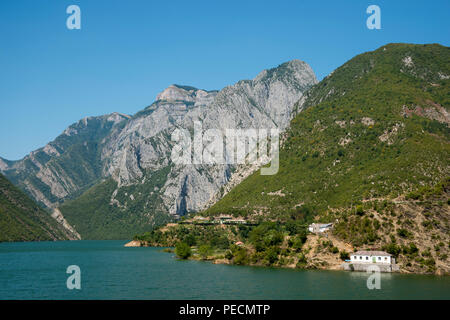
<box><xmin>350</xmin><ymin>251</ymin><xmax>395</xmax><ymax>264</ymax></box>
<box><xmin>308</xmin><ymin>223</ymin><xmax>333</xmax><ymax>233</ymax></box>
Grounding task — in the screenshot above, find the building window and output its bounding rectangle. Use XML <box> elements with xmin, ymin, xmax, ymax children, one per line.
<box><xmin>378</xmin><ymin>257</ymin><xmax>381</xmax><ymax>260</ymax></box>
<box><xmin>366</xmin><ymin>256</ymin><xmax>369</xmax><ymax>260</ymax></box>
<box><xmin>359</xmin><ymin>256</ymin><xmax>362</xmax><ymax>260</ymax></box>
<box><xmin>384</xmin><ymin>257</ymin><xmax>387</xmax><ymax>261</ymax></box>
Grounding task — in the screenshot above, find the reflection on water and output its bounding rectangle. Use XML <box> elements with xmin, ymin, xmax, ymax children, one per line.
<box><xmin>348</xmin><ymin>271</ymin><xmax>393</xmax><ymax>281</ymax></box>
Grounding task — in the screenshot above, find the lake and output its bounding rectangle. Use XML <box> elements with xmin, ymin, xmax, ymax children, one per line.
<box><xmin>0</xmin><ymin>240</ymin><xmax>448</xmax><ymax>299</ymax></box>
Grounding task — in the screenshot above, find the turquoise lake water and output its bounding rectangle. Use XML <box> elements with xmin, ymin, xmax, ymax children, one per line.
<box><xmin>0</xmin><ymin>240</ymin><xmax>448</xmax><ymax>299</ymax></box>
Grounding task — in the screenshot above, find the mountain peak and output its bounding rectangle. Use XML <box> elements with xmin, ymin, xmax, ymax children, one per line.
<box><xmin>283</xmin><ymin>59</ymin><xmax>307</xmax><ymax>67</ymax></box>
<box><xmin>156</xmin><ymin>84</ymin><xmax>197</xmax><ymax>102</ymax></box>
<box><xmin>254</xmin><ymin>59</ymin><xmax>317</xmax><ymax>85</ymax></box>
<box><xmin>105</xmin><ymin>112</ymin><xmax>131</xmax><ymax>123</ymax></box>
<box><xmin>155</xmin><ymin>84</ymin><xmax>216</xmax><ymax>103</ymax></box>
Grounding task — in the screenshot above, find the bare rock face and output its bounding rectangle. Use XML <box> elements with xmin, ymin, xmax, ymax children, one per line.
<box><xmin>124</xmin><ymin>240</ymin><xmax>144</xmax><ymax>247</ymax></box>
<box><xmin>51</xmin><ymin>208</ymin><xmax>81</xmax><ymax>240</ymax></box>
<box><xmin>1</xmin><ymin>60</ymin><xmax>317</xmax><ymax>236</ymax></box>
<box><xmin>102</xmin><ymin>60</ymin><xmax>317</xmax><ymax>215</ymax></box>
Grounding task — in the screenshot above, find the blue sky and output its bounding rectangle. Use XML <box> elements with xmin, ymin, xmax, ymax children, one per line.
<box><xmin>0</xmin><ymin>0</ymin><xmax>449</xmax><ymax>160</ymax></box>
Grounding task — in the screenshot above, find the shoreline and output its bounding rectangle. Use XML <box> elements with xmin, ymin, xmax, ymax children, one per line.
<box><xmin>123</xmin><ymin>240</ymin><xmax>447</xmax><ymax>276</ymax></box>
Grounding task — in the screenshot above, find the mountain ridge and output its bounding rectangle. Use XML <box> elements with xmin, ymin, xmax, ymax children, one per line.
<box><xmin>2</xmin><ymin>59</ymin><xmax>317</xmax><ymax>239</ymax></box>
<box><xmin>1</xmin><ymin>112</ymin><xmax>130</xmax><ymax>208</ymax></box>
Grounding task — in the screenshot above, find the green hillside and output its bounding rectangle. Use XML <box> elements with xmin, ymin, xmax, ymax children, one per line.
<box><xmin>0</xmin><ymin>173</ymin><xmax>69</xmax><ymax>242</ymax></box>
<box><xmin>59</xmin><ymin>167</ymin><xmax>173</xmax><ymax>240</ymax></box>
<box><xmin>207</xmin><ymin>43</ymin><xmax>449</xmax><ymax>218</ymax></box>
<box><xmin>137</xmin><ymin>43</ymin><xmax>450</xmax><ymax>274</ymax></box>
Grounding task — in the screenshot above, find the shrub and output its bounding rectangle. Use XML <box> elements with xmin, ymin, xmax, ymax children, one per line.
<box><xmin>296</xmin><ymin>253</ymin><xmax>307</xmax><ymax>267</ymax></box>
<box><xmin>356</xmin><ymin>205</ymin><xmax>365</xmax><ymax>216</ymax></box>
<box><xmin>330</xmin><ymin>246</ymin><xmax>339</xmax><ymax>254</ymax></box>
<box><xmin>383</xmin><ymin>242</ymin><xmax>401</xmax><ymax>257</ymax></box>
<box><xmin>403</xmin><ymin>243</ymin><xmax>418</xmax><ymax>255</ymax></box>
<box><xmin>423</xmin><ymin>258</ymin><xmax>435</xmax><ymax>267</ymax></box>
<box><xmin>406</xmin><ymin>191</ymin><xmax>421</xmax><ymax>200</ymax></box>
<box><xmin>340</xmin><ymin>251</ymin><xmax>350</xmax><ymax>260</ymax></box>
<box><xmin>210</xmin><ymin>234</ymin><xmax>230</xmax><ymax>249</ymax></box>
<box><xmin>422</xmin><ymin>249</ymin><xmax>431</xmax><ymax>257</ymax></box>
<box><xmin>225</xmin><ymin>250</ymin><xmax>234</xmax><ymax>260</ymax></box>
<box><xmin>249</xmin><ymin>223</ymin><xmax>283</xmax><ymax>251</ymax></box>
<box><xmin>291</xmin><ymin>235</ymin><xmax>306</xmax><ymax>252</ymax></box>
<box><xmin>198</xmin><ymin>244</ymin><xmax>212</xmax><ymax>260</ymax></box>
<box><xmin>183</xmin><ymin>234</ymin><xmax>197</xmax><ymax>246</ymax></box>
<box><xmin>233</xmin><ymin>248</ymin><xmax>249</xmax><ymax>265</ymax></box>
<box><xmin>265</xmin><ymin>247</ymin><xmax>280</xmax><ymax>265</ymax></box>
<box><xmin>175</xmin><ymin>242</ymin><xmax>191</xmax><ymax>259</ymax></box>
<box><xmin>396</xmin><ymin>228</ymin><xmax>410</xmax><ymax>238</ymax></box>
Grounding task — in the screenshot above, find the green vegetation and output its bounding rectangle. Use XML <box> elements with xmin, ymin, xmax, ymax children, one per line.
<box><xmin>205</xmin><ymin>43</ymin><xmax>449</xmax><ymax>219</ymax></box>
<box><xmin>333</xmin><ymin>176</ymin><xmax>449</xmax><ymax>273</ymax></box>
<box><xmin>175</xmin><ymin>242</ymin><xmax>192</xmax><ymax>259</ymax></box>
<box><xmin>0</xmin><ymin>174</ymin><xmax>69</xmax><ymax>242</ymax></box>
<box><xmin>136</xmin><ymin>222</ymin><xmax>232</xmax><ymax>248</ymax></box>
<box><xmin>198</xmin><ymin>244</ymin><xmax>213</xmax><ymax>259</ymax></box>
<box><xmin>60</xmin><ymin>165</ymin><xmax>173</xmax><ymax>239</ymax></box>
<box><xmin>138</xmin><ymin>220</ymin><xmax>310</xmax><ymax>267</ymax></box>
<box><xmin>340</xmin><ymin>251</ymin><xmax>350</xmax><ymax>261</ymax></box>
<box><xmin>334</xmin><ymin>214</ymin><xmax>381</xmax><ymax>247</ymax></box>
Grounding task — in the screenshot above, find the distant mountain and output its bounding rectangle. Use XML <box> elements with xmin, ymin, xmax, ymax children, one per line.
<box><xmin>2</xmin><ymin>60</ymin><xmax>317</xmax><ymax>239</ymax></box>
<box><xmin>1</xmin><ymin>112</ymin><xmax>130</xmax><ymax>208</ymax></box>
<box><xmin>0</xmin><ymin>173</ymin><xmax>79</xmax><ymax>242</ymax></box>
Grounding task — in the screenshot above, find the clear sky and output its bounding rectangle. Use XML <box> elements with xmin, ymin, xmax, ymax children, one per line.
<box><xmin>0</xmin><ymin>0</ymin><xmax>449</xmax><ymax>160</ymax></box>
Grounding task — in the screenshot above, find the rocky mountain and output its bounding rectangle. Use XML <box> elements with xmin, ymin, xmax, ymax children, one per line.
<box><xmin>142</xmin><ymin>43</ymin><xmax>449</xmax><ymax>274</ymax></box>
<box><xmin>0</xmin><ymin>173</ymin><xmax>79</xmax><ymax>241</ymax></box>
<box><xmin>101</xmin><ymin>60</ymin><xmax>316</xmax><ymax>215</ymax></box>
<box><xmin>1</xmin><ymin>112</ymin><xmax>130</xmax><ymax>208</ymax></box>
<box><xmin>1</xmin><ymin>60</ymin><xmax>317</xmax><ymax>239</ymax></box>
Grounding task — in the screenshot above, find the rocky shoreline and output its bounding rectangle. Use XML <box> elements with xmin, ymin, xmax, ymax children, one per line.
<box><xmin>124</xmin><ymin>240</ymin><xmax>143</xmax><ymax>247</ymax></box>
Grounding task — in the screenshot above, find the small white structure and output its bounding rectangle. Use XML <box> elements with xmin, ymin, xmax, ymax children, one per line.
<box><xmin>350</xmin><ymin>251</ymin><xmax>395</xmax><ymax>265</ymax></box>
<box><xmin>308</xmin><ymin>223</ymin><xmax>333</xmax><ymax>233</ymax></box>
<box><xmin>229</xmin><ymin>219</ymin><xmax>247</xmax><ymax>224</ymax></box>
<box><xmin>194</xmin><ymin>216</ymin><xmax>208</xmax><ymax>221</ymax></box>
